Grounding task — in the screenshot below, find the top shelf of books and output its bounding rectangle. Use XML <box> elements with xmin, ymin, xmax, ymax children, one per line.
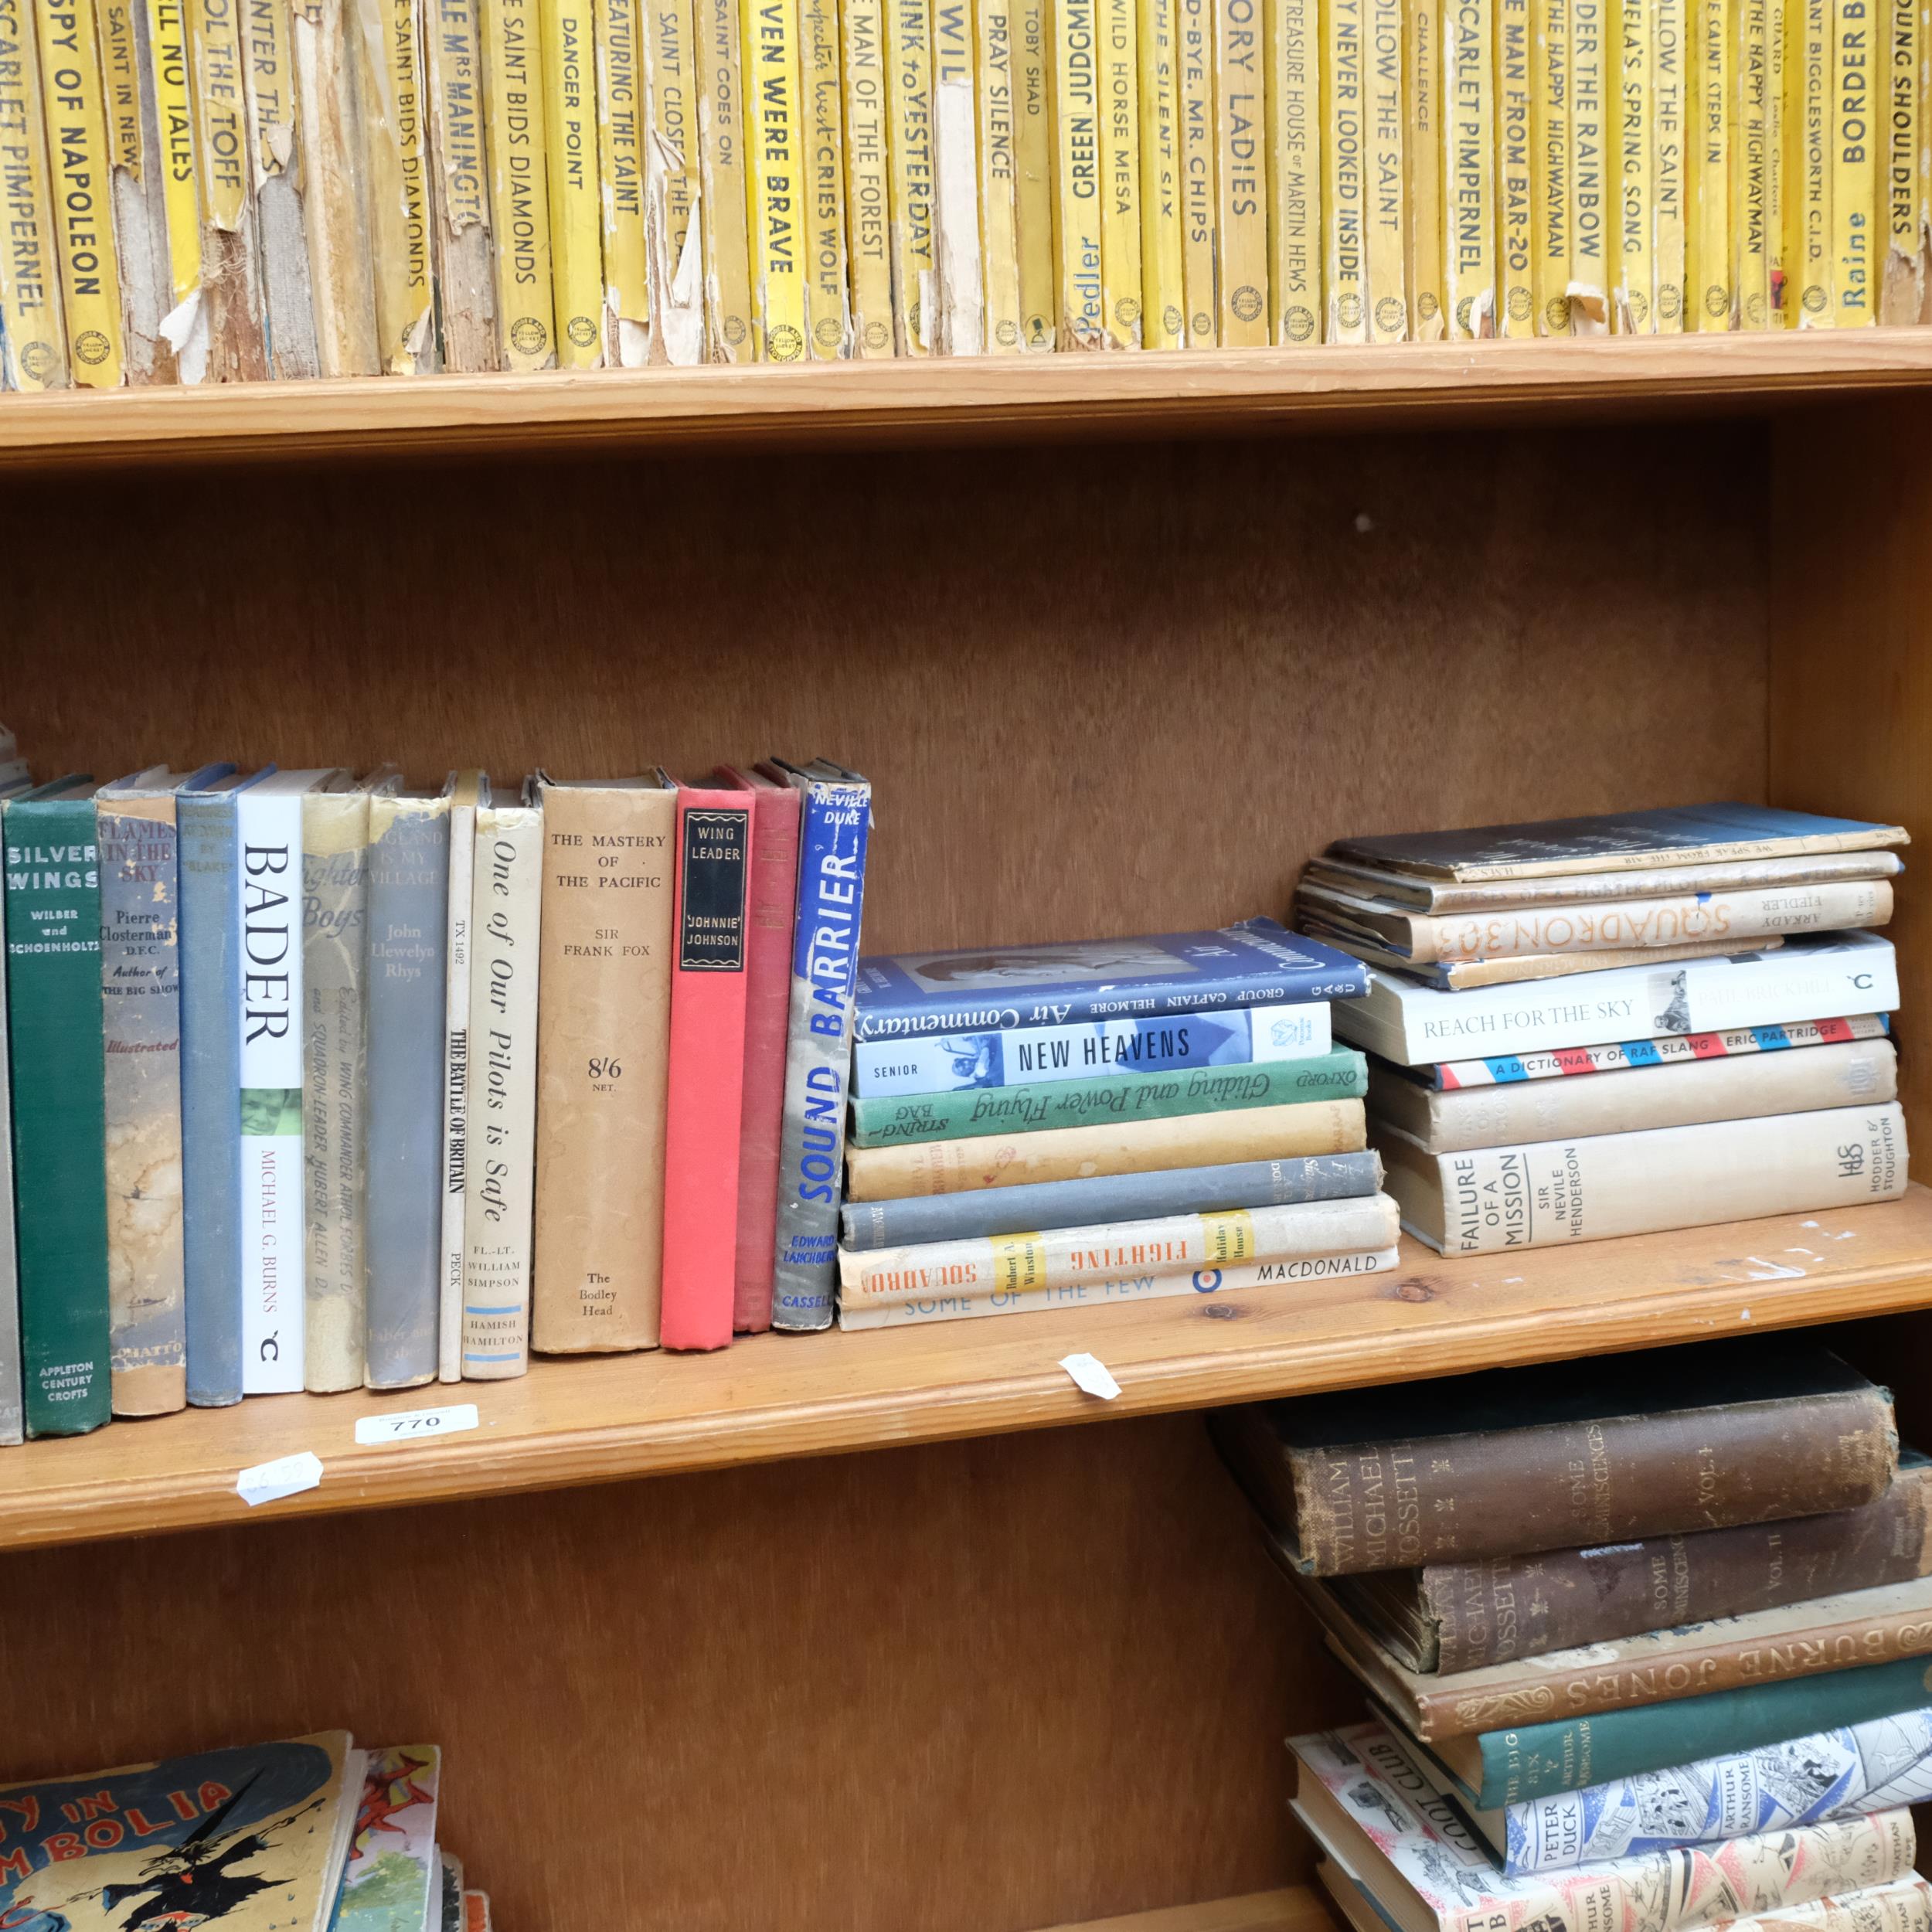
<box><xmin>8</xmin><ymin>332</ymin><xmax>1932</xmax><ymax>469</ymax></box>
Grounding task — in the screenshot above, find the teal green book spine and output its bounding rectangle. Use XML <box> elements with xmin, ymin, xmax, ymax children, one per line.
<box><xmin>846</xmin><ymin>1046</ymin><xmax>1369</xmax><ymax>1146</ymax></box>
<box><xmin>4</xmin><ymin>790</ymin><xmax>111</xmax><ymax>1436</ymax></box>
<box><xmin>1471</xmin><ymin>1651</ymin><xmax>1932</xmax><ymax>1807</ymax></box>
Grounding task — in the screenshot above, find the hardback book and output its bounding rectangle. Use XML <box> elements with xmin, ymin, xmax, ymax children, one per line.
<box><xmin>849</xmin><ymin>1002</ymin><xmax>1335</xmax><ymax>1097</ymax></box>
<box><xmin>1328</xmin><ymin>1453</ymin><xmax>1932</xmax><ymax>1675</ymax></box>
<box><xmin>439</xmin><ymin>770</ymin><xmax>487</xmax><ymax>1382</ymax></box>
<box><xmin>0</xmin><ymin>763</ymin><xmax>34</xmax><ymax>1444</ymax></box>
<box><xmin>847</xmin><ymin>1046</ymin><xmax>1369</xmax><ymax>1145</ymax></box>
<box><xmin>240</xmin><ymin>770</ymin><xmax>350</xmax><ymax>1394</ymax></box>
<box><xmin>1213</xmin><ymin>1336</ymin><xmax>1897</xmax><ymax>1576</ymax></box>
<box><xmin>179</xmin><ymin>767</ymin><xmax>268</xmax><ymax>1406</ymax></box>
<box><xmin>837</xmin><ymin>1191</ymin><xmax>1402</xmax><ymax>1304</ymax></box>
<box><xmin>243</xmin><ymin>0</ymin><xmax>323</xmax><ymax>379</ymax></box>
<box><xmin>1308</xmin><ymin>931</ymin><xmax>1764</xmax><ymax>992</ymax></box>
<box><xmin>719</xmin><ymin>765</ymin><xmax>801</xmax><ymax>1333</ymax></box>
<box><xmin>543</xmin><ymin>0</ymin><xmax>603</xmax><ymax>366</ymax></box>
<box><xmin>423</xmin><ymin>0</ymin><xmax>498</xmax><ymax>369</ymax></box>
<box><xmin>1335</xmin><ymin>932</ymin><xmax>1901</xmax><ymax>1065</ymax></box>
<box><xmin>838</xmin><ymin>1246</ymin><xmax>1406</xmax><ymax>1328</ymax></box>
<box><xmin>530</xmin><ymin>774</ymin><xmax>676</xmax><ymax>1352</ymax></box>
<box><xmin>186</xmin><ymin>0</ymin><xmax>274</xmax><ymax>380</ymax></box>
<box><xmin>844</xmin><ymin>1097</ymin><xmax>1367</xmax><ymax>1199</ymax></box>
<box><xmin>365</xmin><ymin>784</ymin><xmax>451</xmax><ymax>1389</ymax></box>
<box><xmin>0</xmin><ymin>1730</ymin><xmax>364</xmax><ymax>1932</ymax></box>
<box><xmin>1288</xmin><ymin>1721</ymin><xmax>1917</xmax><ymax>1932</ymax></box>
<box><xmin>1422</xmin><ymin>1015</ymin><xmax>1893</xmax><ymax>1090</ymax></box>
<box><xmin>1368</xmin><ymin>1036</ymin><xmax>1898</xmax><ymax>1151</ymax></box>
<box><xmin>335</xmin><ymin>1745</ymin><xmax>442</xmax><ymax>1932</ymax></box>
<box><xmin>767</xmin><ymin>759</ymin><xmax>872</xmax><ymax>1332</ymax></box>
<box><xmin>301</xmin><ymin>770</ymin><xmax>395</xmax><ymax>1393</ymax></box>
<box><xmin>659</xmin><ymin>775</ymin><xmax>753</xmax><ymax>1351</ymax></box>
<box><xmin>97</xmin><ymin>766</ymin><xmax>223</xmax><ymax>1417</ymax></box>
<box><xmin>0</xmin><ymin>9</ymin><xmax>69</xmax><ymax>392</ymax></box>
<box><xmin>840</xmin><ymin>1151</ymin><xmax>1385</xmax><ymax>1250</ymax></box>
<box><xmin>852</xmin><ymin>917</ymin><xmax>1367</xmax><ymax>1040</ymax></box>
<box><xmin>481</xmin><ymin>0</ymin><xmax>557</xmax><ymax>368</ymax></box>
<box><xmin>461</xmin><ymin>784</ymin><xmax>542</xmax><ymax>1378</ymax></box>
<box><xmin>7</xmin><ymin>780</ymin><xmax>111</xmax><ymax>1435</ymax></box>
<box><xmin>355</xmin><ymin>0</ymin><xmax>438</xmax><ymax>372</ymax></box>
<box><xmin>1380</xmin><ymin>1102</ymin><xmax>1908</xmax><ymax>1253</ymax></box>
<box><xmin>292</xmin><ymin>0</ymin><xmax>381</xmax><ymax>375</ymax></box>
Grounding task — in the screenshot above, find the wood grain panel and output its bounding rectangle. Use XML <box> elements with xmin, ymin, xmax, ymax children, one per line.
<box><xmin>1033</xmin><ymin>1887</ymin><xmax>1336</xmax><ymax>1932</ymax></box>
<box><xmin>0</xmin><ymin>422</ymin><xmax>1767</xmax><ymax>956</ymax></box>
<box><xmin>0</xmin><ymin>1417</ymin><xmax>1356</xmax><ymax>1932</ymax></box>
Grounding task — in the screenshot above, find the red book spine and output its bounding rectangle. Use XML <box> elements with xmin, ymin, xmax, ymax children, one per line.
<box><xmin>723</xmin><ymin>769</ymin><xmax>800</xmax><ymax>1332</ymax></box>
<box><xmin>659</xmin><ymin>783</ymin><xmax>754</xmax><ymax>1350</ymax></box>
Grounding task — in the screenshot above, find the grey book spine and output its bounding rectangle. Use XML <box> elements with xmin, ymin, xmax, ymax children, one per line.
<box><xmin>364</xmin><ymin>798</ymin><xmax>450</xmax><ymax>1388</ymax></box>
<box><xmin>179</xmin><ymin>793</ymin><xmax>245</xmax><ymax>1406</ymax></box>
<box><xmin>0</xmin><ymin>862</ymin><xmax>19</xmax><ymax>1445</ymax></box>
<box><xmin>838</xmin><ymin>1151</ymin><xmax>1386</xmax><ymax>1250</ymax></box>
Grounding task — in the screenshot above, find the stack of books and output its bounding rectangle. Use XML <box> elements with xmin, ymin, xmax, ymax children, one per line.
<box><xmin>1293</xmin><ymin>805</ymin><xmax>1911</xmax><ymax>1253</ymax></box>
<box><xmin>1214</xmin><ymin>1337</ymin><xmax>1932</xmax><ymax>1932</ymax></box>
<box><xmin>833</xmin><ymin>920</ymin><xmax>1399</xmax><ymax>1328</ymax></box>
<box><xmin>0</xmin><ymin>1730</ymin><xmax>492</xmax><ymax>1930</ymax></box>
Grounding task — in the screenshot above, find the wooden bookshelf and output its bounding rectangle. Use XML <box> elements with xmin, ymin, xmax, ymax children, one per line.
<box><xmin>1042</xmin><ymin>1889</ymin><xmax>1329</xmax><ymax>1932</ymax></box>
<box><xmin>2</xmin><ymin>330</ymin><xmax>1932</xmax><ymax>465</ymax></box>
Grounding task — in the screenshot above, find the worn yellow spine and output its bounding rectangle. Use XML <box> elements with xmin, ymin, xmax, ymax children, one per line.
<box><xmin>596</xmin><ymin>0</ymin><xmax>649</xmax><ymax>361</ymax></box>
<box><xmin>1138</xmin><ymin>0</ymin><xmax>1183</xmax><ymax>342</ymax></box>
<box><xmin>841</xmin><ymin>0</ymin><xmax>894</xmax><ymax>349</ymax></box>
<box><xmin>1920</xmin><ymin>0</ymin><xmax>1930</xmax><ymax>315</ymax></box>
<box><xmin>1496</xmin><ymin>0</ymin><xmax>1533</xmax><ymax>328</ymax></box>
<box><xmin>1366</xmin><ymin>0</ymin><xmax>1404</xmax><ymax>332</ymax></box>
<box><xmin>1323</xmin><ymin>0</ymin><xmax>1368</xmax><ymax>338</ymax></box>
<box><xmin>1267</xmin><ymin>0</ymin><xmax>1320</xmax><ymax>338</ymax></box>
<box><xmin>1829</xmin><ymin>0</ymin><xmax>1876</xmax><ymax>317</ymax></box>
<box><xmin>1054</xmin><ymin>0</ymin><xmax>1105</xmax><ymax>340</ymax></box>
<box><xmin>1689</xmin><ymin>0</ymin><xmax>1730</xmax><ymax>323</ymax></box>
<box><xmin>1787</xmin><ymin>0</ymin><xmax>1830</xmax><ymax>315</ymax></box>
<box><xmin>1655</xmin><ymin>0</ymin><xmax>1687</xmax><ymax>323</ymax></box>
<box><xmin>930</xmin><ymin>0</ymin><xmax>981</xmax><ymax>350</ymax></box>
<box><xmin>1215</xmin><ymin>0</ymin><xmax>1266</xmax><ymax>336</ymax></box>
<box><xmin>1567</xmin><ymin>0</ymin><xmax>1608</xmax><ymax>323</ymax></box>
<box><xmin>1406</xmin><ymin>0</ymin><xmax>1444</xmax><ymax>331</ymax></box>
<box><xmin>150</xmin><ymin>0</ymin><xmax>201</xmax><ymax>318</ymax></box>
<box><xmin>801</xmin><ymin>0</ymin><xmax>849</xmax><ymax>352</ymax></box>
<box><xmin>97</xmin><ymin>0</ymin><xmax>167</xmax><ymax>379</ymax></box>
<box><xmin>743</xmin><ymin>0</ymin><xmax>809</xmax><ymax>357</ymax></box>
<box><xmin>1732</xmin><ymin>0</ymin><xmax>1770</xmax><ymax>321</ymax></box>
<box><xmin>1015</xmin><ymin>0</ymin><xmax>1054</xmax><ymax>341</ymax></box>
<box><xmin>886</xmin><ymin>0</ymin><xmax>935</xmax><ymax>349</ymax></box>
<box><xmin>1879</xmin><ymin>0</ymin><xmax>1920</xmax><ymax>313</ymax></box>
<box><xmin>0</xmin><ymin>0</ymin><xmax>67</xmax><ymax>386</ymax></box>
<box><xmin>1099</xmin><ymin>0</ymin><xmax>1141</xmax><ymax>339</ymax></box>
<box><xmin>1530</xmin><ymin>0</ymin><xmax>1569</xmax><ymax>327</ymax></box>
<box><xmin>38</xmin><ymin>0</ymin><xmax>124</xmax><ymax>380</ymax></box>
<box><xmin>1443</xmin><ymin>0</ymin><xmax>1495</xmax><ymax>332</ymax></box>
<box><xmin>361</xmin><ymin>0</ymin><xmax>437</xmax><ymax>370</ymax></box>
<box><xmin>642</xmin><ymin>0</ymin><xmax>702</xmax><ymax>362</ymax></box>
<box><xmin>696</xmin><ymin>0</ymin><xmax>755</xmax><ymax>355</ymax></box>
<box><xmin>542</xmin><ymin>0</ymin><xmax>601</xmax><ymax>361</ymax></box>
<box><xmin>1177</xmin><ymin>0</ymin><xmax>1214</xmax><ymax>338</ymax></box>
<box><xmin>483</xmin><ymin>0</ymin><xmax>556</xmax><ymax>365</ymax></box>
<box><xmin>187</xmin><ymin>0</ymin><xmax>268</xmax><ymax>376</ymax></box>
<box><xmin>1611</xmin><ymin>0</ymin><xmax>1653</xmax><ymax>325</ymax></box>
<box><xmin>978</xmin><ymin>0</ymin><xmax>1024</xmax><ymax>349</ymax></box>
<box><xmin>1766</xmin><ymin>0</ymin><xmax>1787</xmax><ymax>311</ymax></box>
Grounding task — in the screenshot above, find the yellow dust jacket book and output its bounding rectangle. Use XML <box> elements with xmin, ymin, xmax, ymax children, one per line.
<box><xmin>1829</xmin><ymin>0</ymin><xmax>1875</xmax><ymax>318</ymax></box>
<box><xmin>1138</xmin><ymin>0</ymin><xmax>1183</xmax><ymax>342</ymax></box>
<box><xmin>1016</xmin><ymin>0</ymin><xmax>1055</xmax><ymax>341</ymax></box>
<box><xmin>841</xmin><ymin>0</ymin><xmax>895</xmax><ymax>349</ymax></box>
<box><xmin>186</xmin><ymin>0</ymin><xmax>268</xmax><ymax>376</ymax></box>
<box><xmin>930</xmin><ymin>0</ymin><xmax>983</xmax><ymax>350</ymax></box>
<box><xmin>1787</xmin><ymin>0</ymin><xmax>1829</xmax><ymax>318</ymax></box>
<box><xmin>696</xmin><ymin>0</ymin><xmax>755</xmax><ymax>356</ymax></box>
<box><xmin>357</xmin><ymin>0</ymin><xmax>437</xmax><ymax>371</ymax></box>
<box><xmin>543</xmin><ymin>0</ymin><xmax>602</xmax><ymax>363</ymax></box>
<box><xmin>643</xmin><ymin>0</ymin><xmax>702</xmax><ymax>361</ymax></box>
<box><xmin>1530</xmin><ymin>0</ymin><xmax>1570</xmax><ymax>328</ymax></box>
<box><xmin>978</xmin><ymin>0</ymin><xmax>1026</xmax><ymax>349</ymax></box>
<box><xmin>1879</xmin><ymin>0</ymin><xmax>1920</xmax><ymax>315</ymax></box>
<box><xmin>1612</xmin><ymin>0</ymin><xmax>1654</xmax><ymax>327</ymax></box>
<box><xmin>1442</xmin><ymin>0</ymin><xmax>1496</xmax><ymax>333</ymax></box>
<box><xmin>886</xmin><ymin>0</ymin><xmax>935</xmax><ymax>350</ymax></box>
<box><xmin>803</xmin><ymin>0</ymin><xmax>852</xmax><ymax>352</ymax></box>
<box><xmin>1323</xmin><ymin>0</ymin><xmax>1369</xmax><ymax>338</ymax></box>
<box><xmin>1654</xmin><ymin>0</ymin><xmax>1687</xmax><ymax>323</ymax></box>
<box><xmin>743</xmin><ymin>0</ymin><xmax>810</xmax><ymax>357</ymax></box>
<box><xmin>1732</xmin><ymin>0</ymin><xmax>1770</xmax><ymax>321</ymax></box>
<box><xmin>0</xmin><ymin>0</ymin><xmax>67</xmax><ymax>387</ymax></box>
<box><xmin>1268</xmin><ymin>0</ymin><xmax>1321</xmax><ymax>340</ymax></box>
<box><xmin>1567</xmin><ymin>0</ymin><xmax>1608</xmax><ymax>323</ymax></box>
<box><xmin>426</xmin><ymin>0</ymin><xmax>498</xmax><ymax>367</ymax></box>
<box><xmin>1688</xmin><ymin>0</ymin><xmax>1730</xmax><ymax>325</ymax></box>
<box><xmin>1496</xmin><ymin>0</ymin><xmax>1533</xmax><ymax>328</ymax></box>
<box><xmin>596</xmin><ymin>0</ymin><xmax>650</xmax><ymax>362</ymax></box>
<box><xmin>1366</xmin><ymin>0</ymin><xmax>1404</xmax><ymax>333</ymax></box>
<box><xmin>1765</xmin><ymin>0</ymin><xmax>1786</xmax><ymax>312</ymax></box>
<box><xmin>1406</xmin><ymin>0</ymin><xmax>1445</xmax><ymax>332</ymax></box>
<box><xmin>484</xmin><ymin>0</ymin><xmax>556</xmax><ymax>364</ymax></box>
<box><xmin>1055</xmin><ymin>0</ymin><xmax>1106</xmax><ymax>342</ymax></box>
<box><xmin>1178</xmin><ymin>0</ymin><xmax>1214</xmax><ymax>337</ymax></box>
<box><xmin>148</xmin><ymin>0</ymin><xmax>202</xmax><ymax>338</ymax></box>
<box><xmin>37</xmin><ymin>0</ymin><xmax>124</xmax><ymax>380</ymax></box>
<box><xmin>1216</xmin><ymin>0</ymin><xmax>1267</xmax><ymax>338</ymax></box>
<box><xmin>1100</xmin><ymin>0</ymin><xmax>1141</xmax><ymax>341</ymax></box>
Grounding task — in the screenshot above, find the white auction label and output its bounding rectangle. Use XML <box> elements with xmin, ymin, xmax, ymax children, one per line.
<box><xmin>354</xmin><ymin>1403</ymin><xmax>480</xmax><ymax>1446</ymax></box>
<box><xmin>236</xmin><ymin>1451</ymin><xmax>324</xmax><ymax>1508</ymax></box>
<box><xmin>1058</xmin><ymin>1352</ymin><xmax>1122</xmax><ymax>1401</ymax></box>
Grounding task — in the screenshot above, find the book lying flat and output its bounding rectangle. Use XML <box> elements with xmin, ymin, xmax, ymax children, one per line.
<box><xmin>1304</xmin><ymin>924</ymin><xmax>1759</xmax><ymax>991</ymax></box>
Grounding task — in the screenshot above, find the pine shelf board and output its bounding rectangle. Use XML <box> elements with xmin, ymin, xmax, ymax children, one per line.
<box><xmin>1035</xmin><ymin>1887</ymin><xmax>1332</xmax><ymax>1932</ymax></box>
<box><xmin>4</xmin><ymin>1185</ymin><xmax>1932</xmax><ymax>1554</ymax></box>
<box><xmin>5</xmin><ymin>331</ymin><xmax>1932</xmax><ymax>467</ymax></box>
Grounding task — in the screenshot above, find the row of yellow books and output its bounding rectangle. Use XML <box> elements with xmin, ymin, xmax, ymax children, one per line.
<box><xmin>0</xmin><ymin>0</ymin><xmax>1926</xmax><ymax>388</ymax></box>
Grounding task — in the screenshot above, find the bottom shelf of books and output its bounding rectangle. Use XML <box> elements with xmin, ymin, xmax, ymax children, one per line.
<box><xmin>7</xmin><ymin>1185</ymin><xmax>1932</xmax><ymax>1555</ymax></box>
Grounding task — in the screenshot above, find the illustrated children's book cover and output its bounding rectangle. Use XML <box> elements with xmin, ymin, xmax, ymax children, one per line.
<box><xmin>331</xmin><ymin>1747</ymin><xmax>441</xmax><ymax>1932</ymax></box>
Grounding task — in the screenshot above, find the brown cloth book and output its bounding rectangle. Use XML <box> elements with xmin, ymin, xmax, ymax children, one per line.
<box><xmin>1209</xmin><ymin>1336</ymin><xmax>1897</xmax><ymax>1577</ymax></box>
